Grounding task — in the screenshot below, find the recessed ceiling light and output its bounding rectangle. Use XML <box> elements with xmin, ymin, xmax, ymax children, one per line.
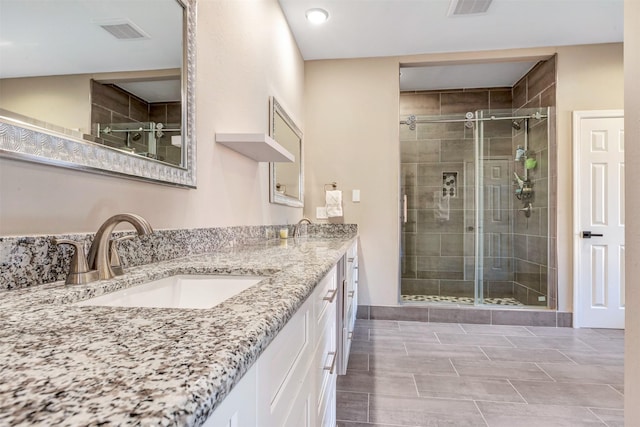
<box><xmin>306</xmin><ymin>8</ymin><xmax>329</xmax><ymax>25</ymax></box>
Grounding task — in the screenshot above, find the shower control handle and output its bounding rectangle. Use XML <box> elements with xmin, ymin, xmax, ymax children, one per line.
<box><xmin>581</xmin><ymin>231</ymin><xmax>603</xmax><ymax>239</ymax></box>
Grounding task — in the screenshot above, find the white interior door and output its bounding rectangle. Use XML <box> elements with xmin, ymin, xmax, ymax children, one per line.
<box><xmin>573</xmin><ymin>110</ymin><xmax>624</xmax><ymax>329</ymax></box>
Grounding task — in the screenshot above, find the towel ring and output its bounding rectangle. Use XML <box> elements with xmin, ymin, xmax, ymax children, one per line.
<box><xmin>324</xmin><ymin>182</ymin><xmax>338</xmax><ymax>191</ymax></box>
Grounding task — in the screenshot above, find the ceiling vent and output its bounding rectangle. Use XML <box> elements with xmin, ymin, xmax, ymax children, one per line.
<box><xmin>96</xmin><ymin>19</ymin><xmax>150</xmax><ymax>40</ymax></box>
<box><xmin>448</xmin><ymin>0</ymin><xmax>493</xmax><ymax>16</ymax></box>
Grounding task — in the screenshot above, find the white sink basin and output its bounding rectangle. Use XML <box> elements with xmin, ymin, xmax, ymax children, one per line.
<box><xmin>74</xmin><ymin>275</ymin><xmax>264</xmax><ymax>309</ymax></box>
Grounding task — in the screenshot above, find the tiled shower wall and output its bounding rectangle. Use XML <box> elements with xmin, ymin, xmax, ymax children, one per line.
<box><xmin>400</xmin><ymin>88</ymin><xmax>515</xmax><ymax>299</ymax></box>
<box><xmin>512</xmin><ymin>56</ymin><xmax>557</xmax><ymax>307</ymax></box>
<box><xmin>90</xmin><ymin>81</ymin><xmax>182</xmax><ymax>165</ymax></box>
<box><xmin>400</xmin><ymin>55</ymin><xmax>557</xmax><ymax>306</ymax></box>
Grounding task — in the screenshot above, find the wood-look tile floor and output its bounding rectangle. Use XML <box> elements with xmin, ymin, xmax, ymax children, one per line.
<box><xmin>336</xmin><ymin>319</ymin><xmax>624</xmax><ymax>427</ymax></box>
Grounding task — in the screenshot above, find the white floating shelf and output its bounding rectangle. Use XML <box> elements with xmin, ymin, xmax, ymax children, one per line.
<box><xmin>215</xmin><ymin>133</ymin><xmax>294</xmax><ymax>162</ymax></box>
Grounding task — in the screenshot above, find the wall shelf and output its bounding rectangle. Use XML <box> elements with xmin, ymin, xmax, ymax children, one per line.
<box><xmin>215</xmin><ymin>133</ymin><xmax>294</xmax><ymax>162</ymax></box>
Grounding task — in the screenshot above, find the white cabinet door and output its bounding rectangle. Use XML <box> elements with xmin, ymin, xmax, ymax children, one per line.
<box><xmin>202</xmin><ymin>365</ymin><xmax>257</xmax><ymax>427</ymax></box>
<box><xmin>204</xmin><ymin>267</ymin><xmax>340</xmax><ymax>427</ymax></box>
<box><xmin>256</xmin><ymin>303</ymin><xmax>312</xmax><ymax>426</ymax></box>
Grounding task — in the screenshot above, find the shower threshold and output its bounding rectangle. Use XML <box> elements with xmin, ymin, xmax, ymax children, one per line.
<box><xmin>401</xmin><ymin>294</ymin><xmax>524</xmax><ymax>306</ymax></box>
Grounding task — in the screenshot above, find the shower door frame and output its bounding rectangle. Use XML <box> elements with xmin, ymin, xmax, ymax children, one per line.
<box><xmin>398</xmin><ymin>108</ymin><xmax>551</xmax><ymax>307</ymax></box>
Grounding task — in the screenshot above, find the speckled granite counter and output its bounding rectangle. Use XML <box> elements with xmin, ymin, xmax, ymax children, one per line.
<box><xmin>0</xmin><ymin>234</ymin><xmax>357</xmax><ymax>426</ymax></box>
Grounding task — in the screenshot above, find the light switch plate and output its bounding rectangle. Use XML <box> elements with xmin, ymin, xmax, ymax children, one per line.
<box><xmin>316</xmin><ymin>207</ymin><xmax>328</xmax><ymax>219</ymax></box>
<box><xmin>352</xmin><ymin>189</ymin><xmax>360</xmax><ymax>202</ymax></box>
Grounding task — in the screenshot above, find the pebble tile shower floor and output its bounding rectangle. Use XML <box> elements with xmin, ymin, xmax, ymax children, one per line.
<box><xmin>336</xmin><ymin>319</ymin><xmax>624</xmax><ymax>427</ymax></box>
<box><xmin>401</xmin><ymin>295</ymin><xmax>524</xmax><ymax>306</ymax></box>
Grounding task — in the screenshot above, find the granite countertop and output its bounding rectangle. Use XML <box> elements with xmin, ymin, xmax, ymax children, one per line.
<box><xmin>0</xmin><ymin>235</ymin><xmax>357</xmax><ymax>426</ymax></box>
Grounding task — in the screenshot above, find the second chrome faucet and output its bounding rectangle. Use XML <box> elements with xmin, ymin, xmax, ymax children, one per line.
<box><xmin>293</xmin><ymin>217</ymin><xmax>312</xmax><ymax>238</ymax></box>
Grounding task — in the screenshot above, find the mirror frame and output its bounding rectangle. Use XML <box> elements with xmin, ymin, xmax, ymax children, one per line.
<box><xmin>269</xmin><ymin>97</ymin><xmax>303</xmax><ymax>208</ymax></box>
<box><xmin>0</xmin><ymin>0</ymin><xmax>197</xmax><ymax>188</ymax></box>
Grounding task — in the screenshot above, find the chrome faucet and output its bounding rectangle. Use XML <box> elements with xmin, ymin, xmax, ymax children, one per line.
<box><xmin>87</xmin><ymin>213</ymin><xmax>153</xmax><ymax>281</ymax></box>
<box><xmin>293</xmin><ymin>217</ymin><xmax>312</xmax><ymax>238</ymax></box>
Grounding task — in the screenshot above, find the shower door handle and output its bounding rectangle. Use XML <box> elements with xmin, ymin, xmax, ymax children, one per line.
<box><xmin>581</xmin><ymin>231</ymin><xmax>603</xmax><ymax>238</ymax></box>
<box><xmin>403</xmin><ymin>194</ymin><xmax>408</xmax><ymax>223</ymax></box>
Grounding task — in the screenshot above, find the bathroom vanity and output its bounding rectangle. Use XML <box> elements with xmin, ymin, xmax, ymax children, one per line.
<box><xmin>0</xmin><ymin>228</ymin><xmax>358</xmax><ymax>426</ymax></box>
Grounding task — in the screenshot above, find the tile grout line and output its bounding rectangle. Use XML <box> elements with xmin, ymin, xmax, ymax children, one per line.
<box><xmin>507</xmin><ymin>378</ymin><xmax>530</xmax><ymax>404</ymax></box>
<box><xmin>533</xmin><ymin>362</ymin><xmax>557</xmax><ymax>382</ymax></box>
<box><xmin>449</xmin><ymin>358</ymin><xmax>461</xmax><ymax>377</ymax></box>
<box><xmin>587</xmin><ymin>406</ymin><xmax>613</xmax><ymax>427</ymax></box>
<box><xmin>607</xmin><ymin>383</ymin><xmax>625</xmax><ymax>397</ymax></box>
<box><xmin>477</xmin><ymin>346</ymin><xmax>491</xmax><ymax>361</ymax></box>
<box><xmin>434</xmin><ymin>332</ymin><xmax>442</xmax><ymax>344</ymax></box>
<box><xmin>503</xmin><ymin>335</ymin><xmax>517</xmax><ymax>348</ymax></box>
<box><xmin>366</xmin><ymin>392</ymin><xmax>370</xmax><ymax>424</ymax></box>
<box><xmin>555</xmin><ymin>349</ymin><xmax>580</xmax><ymax>366</ymax></box>
<box><xmin>411</xmin><ymin>373</ymin><xmax>420</xmax><ymax>397</ymax></box>
<box><xmin>472</xmin><ymin>400</ymin><xmax>491</xmax><ymax>427</ymax></box>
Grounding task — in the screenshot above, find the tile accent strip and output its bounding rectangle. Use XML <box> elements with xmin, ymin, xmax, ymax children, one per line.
<box><xmin>359</xmin><ymin>305</ymin><xmax>571</xmax><ymax>327</ymax></box>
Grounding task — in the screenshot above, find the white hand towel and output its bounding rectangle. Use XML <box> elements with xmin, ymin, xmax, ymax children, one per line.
<box><xmin>326</xmin><ymin>190</ymin><xmax>343</xmax><ymax>217</ymax></box>
<box><xmin>433</xmin><ymin>191</ymin><xmax>450</xmax><ymax>221</ymax></box>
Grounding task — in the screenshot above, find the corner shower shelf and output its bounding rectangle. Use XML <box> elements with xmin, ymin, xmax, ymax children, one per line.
<box><xmin>215</xmin><ymin>133</ymin><xmax>294</xmax><ymax>162</ymax></box>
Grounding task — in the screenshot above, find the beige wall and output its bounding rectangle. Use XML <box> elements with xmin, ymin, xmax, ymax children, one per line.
<box><xmin>0</xmin><ymin>0</ymin><xmax>304</xmax><ymax>235</ymax></box>
<box><xmin>0</xmin><ymin>75</ymin><xmax>92</xmax><ymax>133</ymax></box>
<box><xmin>305</xmin><ymin>44</ymin><xmax>623</xmax><ymax>308</ymax></box>
<box><xmin>304</xmin><ymin>57</ymin><xmax>400</xmax><ymax>305</ymax></box>
<box><xmin>625</xmin><ymin>0</ymin><xmax>640</xmax><ymax>423</ymax></box>
<box><xmin>0</xmin><ymin>69</ymin><xmax>181</xmax><ymax>135</ymax></box>
<box><xmin>554</xmin><ymin>44</ymin><xmax>624</xmax><ymax>312</ymax></box>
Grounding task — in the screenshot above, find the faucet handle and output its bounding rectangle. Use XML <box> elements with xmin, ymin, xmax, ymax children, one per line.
<box><xmin>109</xmin><ymin>235</ymin><xmax>135</xmax><ymax>276</ymax></box>
<box><xmin>54</xmin><ymin>239</ymin><xmax>99</xmax><ymax>285</ymax></box>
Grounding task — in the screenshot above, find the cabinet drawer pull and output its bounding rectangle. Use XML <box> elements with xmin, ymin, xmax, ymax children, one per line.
<box><xmin>348</xmin><ymin>291</ymin><xmax>355</xmax><ymax>298</ymax></box>
<box><xmin>323</xmin><ymin>289</ymin><xmax>337</xmax><ymax>303</ymax></box>
<box><xmin>348</xmin><ymin>331</ymin><xmax>353</xmax><ymax>340</ymax></box>
<box><xmin>348</xmin><ymin>257</ymin><xmax>354</xmax><ymax>262</ymax></box>
<box><xmin>324</xmin><ymin>351</ymin><xmax>337</xmax><ymax>374</ymax></box>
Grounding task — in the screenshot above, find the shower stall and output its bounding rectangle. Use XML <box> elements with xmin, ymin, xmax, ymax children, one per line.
<box><xmin>400</xmin><ymin>107</ymin><xmax>552</xmax><ymax>308</ymax></box>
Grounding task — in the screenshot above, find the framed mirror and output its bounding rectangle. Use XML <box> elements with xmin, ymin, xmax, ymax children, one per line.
<box><xmin>0</xmin><ymin>0</ymin><xmax>196</xmax><ymax>187</ymax></box>
<box><xmin>269</xmin><ymin>97</ymin><xmax>303</xmax><ymax>207</ymax></box>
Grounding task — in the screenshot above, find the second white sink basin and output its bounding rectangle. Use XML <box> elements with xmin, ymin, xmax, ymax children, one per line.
<box><xmin>74</xmin><ymin>275</ymin><xmax>264</xmax><ymax>309</ymax></box>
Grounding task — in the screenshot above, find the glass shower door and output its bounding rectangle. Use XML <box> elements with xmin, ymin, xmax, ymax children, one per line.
<box><xmin>475</xmin><ymin>109</ymin><xmax>521</xmax><ymax>306</ymax></box>
<box><xmin>400</xmin><ymin>107</ymin><xmax>551</xmax><ymax>307</ymax></box>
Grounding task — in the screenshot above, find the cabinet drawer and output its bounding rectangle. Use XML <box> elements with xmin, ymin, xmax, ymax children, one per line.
<box><xmin>314</xmin><ymin>266</ymin><xmax>337</xmax><ymax>330</ymax></box>
<box><xmin>347</xmin><ymin>241</ymin><xmax>358</xmax><ymax>261</ymax></box>
<box><xmin>257</xmin><ymin>303</ymin><xmax>312</xmax><ymax>424</ymax></box>
<box><xmin>317</xmin><ymin>373</ymin><xmax>336</xmax><ymax>427</ymax></box>
<box><xmin>314</xmin><ymin>305</ymin><xmax>337</xmax><ymax>419</ymax></box>
<box><xmin>283</xmin><ymin>371</ymin><xmax>313</xmax><ymax>427</ymax></box>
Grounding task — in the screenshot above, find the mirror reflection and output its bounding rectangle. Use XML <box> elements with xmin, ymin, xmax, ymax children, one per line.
<box><xmin>0</xmin><ymin>0</ymin><xmax>185</xmax><ymax>167</ymax></box>
<box><xmin>270</xmin><ymin>97</ymin><xmax>303</xmax><ymax>208</ymax></box>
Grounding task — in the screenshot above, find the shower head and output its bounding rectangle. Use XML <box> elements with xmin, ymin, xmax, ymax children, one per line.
<box><xmin>512</xmin><ymin>120</ymin><xmax>521</xmax><ymax>130</ymax></box>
